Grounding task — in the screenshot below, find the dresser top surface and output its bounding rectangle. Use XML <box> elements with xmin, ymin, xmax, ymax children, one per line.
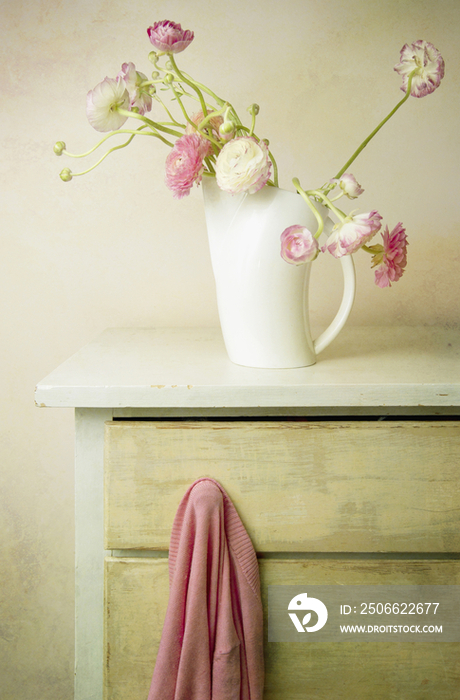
<box><xmin>34</xmin><ymin>326</ymin><xmax>460</xmax><ymax>410</ymax></box>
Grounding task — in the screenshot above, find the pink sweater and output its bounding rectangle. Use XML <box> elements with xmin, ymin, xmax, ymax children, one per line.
<box><xmin>148</xmin><ymin>478</ymin><xmax>264</xmax><ymax>700</ymax></box>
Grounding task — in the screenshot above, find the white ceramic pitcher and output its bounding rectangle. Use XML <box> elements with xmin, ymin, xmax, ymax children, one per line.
<box><xmin>202</xmin><ymin>177</ymin><xmax>355</xmax><ymax>369</ymax></box>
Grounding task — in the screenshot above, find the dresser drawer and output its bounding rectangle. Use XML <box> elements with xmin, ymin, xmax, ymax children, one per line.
<box><xmin>105</xmin><ymin>557</ymin><xmax>460</xmax><ymax>700</ymax></box>
<box><xmin>104</xmin><ymin>420</ymin><xmax>460</xmax><ymax>552</ymax></box>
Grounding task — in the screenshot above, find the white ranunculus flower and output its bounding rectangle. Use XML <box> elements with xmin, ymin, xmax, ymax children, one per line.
<box><xmin>394</xmin><ymin>40</ymin><xmax>445</xmax><ymax>98</ymax></box>
<box><xmin>324</xmin><ymin>211</ymin><xmax>383</xmax><ymax>258</ymax></box>
<box><xmin>86</xmin><ymin>77</ymin><xmax>130</xmax><ymax>132</ymax></box>
<box><xmin>215</xmin><ymin>136</ymin><xmax>271</xmax><ymax>195</ymax></box>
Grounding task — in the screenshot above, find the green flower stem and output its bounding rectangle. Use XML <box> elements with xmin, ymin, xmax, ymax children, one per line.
<box><xmin>168</xmin><ymin>55</ymin><xmax>209</xmax><ymax>119</ymax></box>
<box><xmin>60</xmin><ymin>126</ymin><xmax>153</xmax><ymax>158</ymax></box>
<box><xmin>147</xmin><ymin>57</ymin><xmax>179</xmax><ymax>84</ymax></box>
<box><xmin>229</xmin><ymin>106</ymin><xmax>243</xmax><ymax>129</ymax></box>
<box><xmin>168</xmin><ymin>85</ymin><xmax>218</xmax><ymax>149</ymax></box>
<box><xmin>62</xmin><ymin>126</ymin><xmax>155</xmax><ymax>158</ymax></box>
<box><xmin>361</xmin><ymin>244</ymin><xmax>379</xmax><ymax>255</ymax></box>
<box><xmin>306</xmin><ymin>188</ymin><xmax>346</xmax><ymax>222</ymax></box>
<box><xmin>154</xmin><ymin>96</ymin><xmax>185</xmax><ymax>127</ymax></box>
<box><xmin>172</xmin><ymin>88</ymin><xmax>217</xmax><ymax>115</ymax></box>
<box><xmin>205</xmin><ymin>98</ymin><xmax>243</xmax><ymax>131</ymax></box>
<box><xmin>147</xmin><ymin>132</ymin><xmax>175</xmax><ymax>148</ymax></box>
<box><xmin>68</xmin><ymin>128</ymin><xmax>176</xmax><ymax>177</ymax></box>
<box><xmin>66</xmin><ymin>133</ymin><xmax>137</xmax><ymax>177</ymax></box>
<box><xmin>168</xmin><ymin>86</ymin><xmax>221</xmax><ymax>152</ymax></box>
<box><xmin>196</xmin><ymin>103</ymin><xmax>227</xmax><ymax>131</ymax></box>
<box><xmin>196</xmin><ymin>104</ymin><xmax>229</xmax><ymax>152</ymax></box>
<box><xmin>333</xmin><ymin>70</ymin><xmax>416</xmax><ymax>181</ymax></box>
<box><xmin>270</xmin><ymin>156</ymin><xmax>279</xmax><ymax>188</ymax></box>
<box><xmin>328</xmin><ymin>192</ymin><xmax>345</xmax><ymax>202</ymax></box>
<box><xmin>138</xmin><ymin>79</ymin><xmax>156</xmax><ymax>89</ymax></box>
<box><xmin>204</xmin><ymin>156</ymin><xmax>216</xmax><ymax>174</ymax></box>
<box><xmin>292</xmin><ymin>178</ymin><xmax>325</xmax><ymax>237</ymax></box>
<box><xmin>248</xmin><ymin>110</ymin><xmax>257</xmax><ymax>137</ymax></box>
<box><xmin>117</xmin><ymin>109</ymin><xmax>183</xmax><ymax>138</ymax></box>
<box><xmin>178</xmin><ymin>70</ymin><xmax>226</xmax><ymax>108</ymax></box>
<box><xmin>178</xmin><ymin>74</ymin><xmax>242</xmax><ymax>129</ymax></box>
<box><xmin>169</xmin><ymin>84</ymin><xmax>196</xmax><ymax>128</ymax></box>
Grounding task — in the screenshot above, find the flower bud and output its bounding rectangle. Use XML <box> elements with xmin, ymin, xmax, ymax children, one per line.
<box><xmin>60</xmin><ymin>168</ymin><xmax>73</xmax><ymax>182</ymax></box>
<box><xmin>164</xmin><ymin>73</ymin><xmax>174</xmax><ymax>84</ymax></box>
<box><xmin>333</xmin><ymin>173</ymin><xmax>364</xmax><ymax>199</ymax></box>
<box><xmin>247</xmin><ymin>103</ymin><xmax>260</xmax><ymax>115</ymax></box>
<box><xmin>148</xmin><ymin>51</ymin><xmax>159</xmax><ymax>64</ymax></box>
<box><xmin>54</xmin><ymin>141</ymin><xmax>66</xmax><ymax>156</ymax></box>
<box><xmin>151</xmin><ymin>71</ymin><xmax>160</xmax><ymax>79</ymax></box>
<box><xmin>219</xmin><ymin>120</ymin><xmax>235</xmax><ymax>136</ymax></box>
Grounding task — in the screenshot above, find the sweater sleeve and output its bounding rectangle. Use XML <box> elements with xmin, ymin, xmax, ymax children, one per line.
<box><xmin>149</xmin><ymin>479</ymin><xmax>252</xmax><ymax>700</ymax></box>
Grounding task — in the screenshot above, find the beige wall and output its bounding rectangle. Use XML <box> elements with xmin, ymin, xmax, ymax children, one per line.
<box><xmin>1</xmin><ymin>0</ymin><xmax>459</xmax><ymax>697</ymax></box>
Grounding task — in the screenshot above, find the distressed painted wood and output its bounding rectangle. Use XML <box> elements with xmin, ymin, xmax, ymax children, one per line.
<box><xmin>104</xmin><ymin>557</ymin><xmax>460</xmax><ymax>700</ymax></box>
<box><xmin>34</xmin><ymin>327</ymin><xmax>460</xmax><ymax>409</ymax></box>
<box><xmin>104</xmin><ymin>559</ymin><xmax>168</xmax><ymax>700</ymax></box>
<box><xmin>36</xmin><ymin>328</ymin><xmax>460</xmax><ymax>700</ymax></box>
<box><xmin>104</xmin><ymin>421</ymin><xmax>460</xmax><ymax>552</ymax></box>
<box><xmin>75</xmin><ymin>408</ymin><xmax>113</xmax><ymax>700</ymax></box>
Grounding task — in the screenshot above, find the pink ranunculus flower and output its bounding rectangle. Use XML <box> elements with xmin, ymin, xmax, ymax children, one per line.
<box><xmin>147</xmin><ymin>20</ymin><xmax>194</xmax><ymax>54</ymax></box>
<box><xmin>185</xmin><ymin>110</ymin><xmax>223</xmax><ymax>148</ymax></box>
<box><xmin>371</xmin><ymin>223</ymin><xmax>408</xmax><ymax>288</ymax></box>
<box><xmin>118</xmin><ymin>62</ymin><xmax>152</xmax><ymax>115</ymax></box>
<box><xmin>394</xmin><ymin>40</ymin><xmax>445</xmax><ymax>98</ymax></box>
<box><xmin>324</xmin><ymin>211</ymin><xmax>382</xmax><ymax>258</ymax></box>
<box><xmin>280</xmin><ymin>225</ymin><xmax>319</xmax><ymax>265</ymax></box>
<box><xmin>215</xmin><ymin>137</ymin><xmax>271</xmax><ymax>195</ymax></box>
<box><xmin>86</xmin><ymin>77</ymin><xmax>130</xmax><ymax>132</ymax></box>
<box><xmin>165</xmin><ymin>133</ymin><xmax>209</xmax><ymax>199</ymax></box>
<box><xmin>331</xmin><ymin>173</ymin><xmax>364</xmax><ymax>199</ymax></box>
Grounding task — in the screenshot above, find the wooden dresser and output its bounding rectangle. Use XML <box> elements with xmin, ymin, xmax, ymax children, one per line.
<box><xmin>35</xmin><ymin>327</ymin><xmax>460</xmax><ymax>700</ymax></box>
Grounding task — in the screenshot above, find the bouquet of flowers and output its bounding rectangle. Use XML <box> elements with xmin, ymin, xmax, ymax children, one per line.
<box><xmin>55</xmin><ymin>21</ymin><xmax>445</xmax><ymax>288</ymax></box>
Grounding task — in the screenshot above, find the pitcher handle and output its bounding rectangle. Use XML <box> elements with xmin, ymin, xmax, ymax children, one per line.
<box><xmin>313</xmin><ymin>249</ymin><xmax>356</xmax><ymax>356</ymax></box>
